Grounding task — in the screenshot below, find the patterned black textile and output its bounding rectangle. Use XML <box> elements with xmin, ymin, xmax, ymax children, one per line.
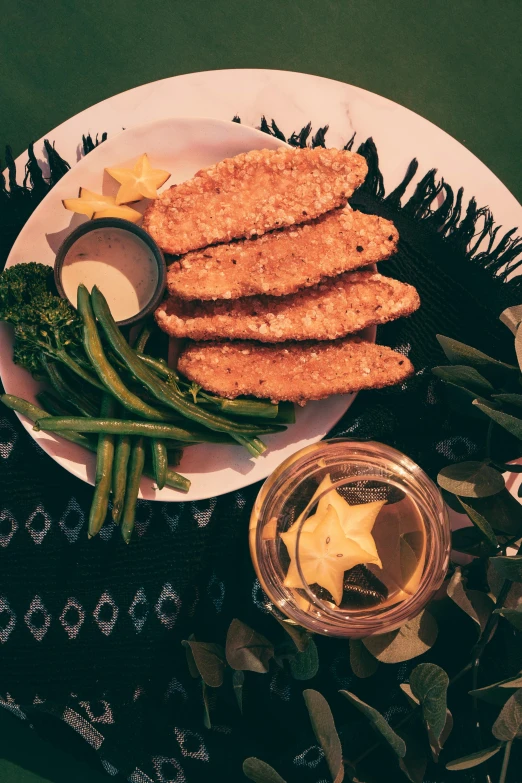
<box><xmin>1</xmin><ymin>120</ymin><xmax>521</xmax><ymax>783</ymax></box>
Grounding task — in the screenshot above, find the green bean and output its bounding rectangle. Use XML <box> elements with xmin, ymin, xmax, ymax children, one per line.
<box><xmin>41</xmin><ymin>356</ymin><xmax>98</xmax><ymax>417</ymax></box>
<box><xmin>275</xmin><ymin>401</ymin><xmax>296</xmax><ymax>425</ymax></box>
<box><xmin>34</xmin><ymin>416</ymin><xmax>233</xmax><ymax>443</ymax></box>
<box><xmin>89</xmin><ymin>395</ymin><xmax>116</xmax><ymax>538</ymax></box>
<box><xmin>77</xmin><ymin>284</ymin><xmax>175</xmax><ymax>422</ymax></box>
<box><xmin>121</xmin><ymin>436</ymin><xmax>145</xmax><ymax>544</ymax></box>
<box><xmin>137</xmin><ymin>353</ymin><xmax>177</xmax><ymax>381</ymax></box>
<box><xmin>90</xmin><ymin>286</ymin><xmax>279</xmax><ymax>438</ymax></box>
<box><xmin>232</xmin><ymin>434</ymin><xmax>267</xmax><ymax>457</ymax></box>
<box><xmin>112</xmin><ymin>434</ymin><xmax>131</xmax><ymax>524</ymax></box>
<box><xmin>210</xmin><ymin>397</ymin><xmax>279</xmax><ymax>419</ymax></box>
<box><xmin>151</xmin><ymin>439</ymin><xmax>168</xmax><ymax>489</ymax></box>
<box><xmin>0</xmin><ymin>394</ymin><xmax>190</xmax><ymax>492</ymax></box>
<box><xmin>36</xmin><ymin>391</ymin><xmax>76</xmax><ymax>417</ymax></box>
<box><xmin>134</xmin><ymin>320</ymin><xmax>155</xmax><ymax>353</ymax></box>
<box><xmin>56</xmin><ymin>351</ymin><xmax>106</xmax><ymax>392</ymax></box>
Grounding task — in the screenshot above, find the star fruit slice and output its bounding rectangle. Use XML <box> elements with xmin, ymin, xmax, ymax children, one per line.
<box><xmin>62</xmin><ymin>188</ymin><xmax>117</xmax><ymax>219</ymax></box>
<box><xmin>282</xmin><ymin>504</ymin><xmax>373</xmax><ymax>605</ymax></box>
<box><xmin>105</xmin><ymin>153</ymin><xmax>170</xmax><ymax>204</ymax></box>
<box><xmin>93</xmin><ymin>206</ymin><xmax>142</xmax><ymax>224</ymax></box>
<box><xmin>282</xmin><ymin>474</ymin><xmax>384</xmax><ymax>568</ymax></box>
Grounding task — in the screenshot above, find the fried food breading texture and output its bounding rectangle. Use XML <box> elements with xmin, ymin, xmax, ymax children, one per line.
<box><xmin>156</xmin><ymin>271</ymin><xmax>420</xmax><ymax>342</ymax></box>
<box><xmin>167</xmin><ymin>208</ymin><xmax>399</xmax><ymax>300</ymax></box>
<box><xmin>178</xmin><ymin>338</ymin><xmax>414</xmax><ymax>403</ymax></box>
<box><xmin>143</xmin><ymin>147</ymin><xmax>368</xmax><ymax>255</ymax></box>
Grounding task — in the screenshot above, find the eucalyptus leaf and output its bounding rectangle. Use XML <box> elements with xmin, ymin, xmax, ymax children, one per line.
<box><xmin>436</xmin><ymin>335</ymin><xmax>517</xmax><ymax>377</ymax></box>
<box><xmin>428</xmin><ymin>710</ymin><xmax>453</xmax><ymax>762</ymax></box>
<box><xmin>492</xmin><ymin>688</ymin><xmax>522</xmax><ymax>741</ymax></box>
<box><xmin>271</xmin><ymin>613</ymin><xmax>311</xmax><ymax>652</ymax></box>
<box><xmin>243</xmin><ymin>757</ymin><xmax>287</xmax><ymax>783</ymax></box>
<box><xmin>226</xmin><ymin>619</ymin><xmax>275</xmax><ymax>673</ymax></box>
<box><xmin>289</xmin><ymin>638</ymin><xmax>319</xmax><ymax>680</ymax></box>
<box><xmin>470</xmin><ymin>674</ymin><xmax>522</xmax><ymax>705</ymax></box>
<box><xmin>457</xmin><ymin>499</ymin><xmax>498</xmax><ymax>549</ymax></box>
<box><xmin>447</xmin><ymin>567</ymin><xmax>494</xmax><ymax>632</ymax></box>
<box><xmin>437</xmin><ymin>461</ymin><xmax>505</xmax><ymax>498</ymax></box>
<box><xmin>432</xmin><ymin>365</ymin><xmax>494</xmax><ymax>394</ymax></box>
<box><xmin>500</xmin><ymin>304</ymin><xmax>522</xmax><ymax>334</ymax></box>
<box><xmin>439</xmin><ymin>381</ymin><xmax>495</xmax><ymax>419</ymax></box>
<box><xmin>494</xmin><ymin>605</ymin><xmax>522</xmax><ymax>630</ymax></box>
<box><xmin>474</xmin><ymin>403</ymin><xmax>522</xmax><ymax>441</ymax></box>
<box><xmin>183</xmin><ymin>634</ymin><xmax>200</xmax><ymax>679</ymax></box>
<box><xmin>451</xmin><ymin>526</ymin><xmax>498</xmax><ymax>557</ymax></box>
<box><xmin>493</xmin><ymin>393</ymin><xmax>522</xmax><ymax>409</ymax></box>
<box><xmin>349</xmin><ymin>639</ymin><xmax>379</xmax><ymax>679</ymax></box>
<box><xmin>446</xmin><ymin>744</ymin><xmax>503</xmax><ymax>771</ymax></box>
<box><xmin>340</xmin><ymin>690</ymin><xmax>406</xmax><ymax>758</ymax></box>
<box><xmin>489</xmin><ymin>555</ymin><xmax>522</xmax><ymax>583</ymax></box>
<box><xmin>464</xmin><ymin>490</ymin><xmax>522</xmax><ymax>535</ymax></box>
<box><xmin>233</xmin><ymin>670</ymin><xmax>245</xmax><ymax>714</ymax></box>
<box><xmin>202</xmin><ymin>681</ymin><xmax>211</xmax><ymax>729</ymax></box>
<box><xmin>362</xmin><ymin>610</ymin><xmax>438</xmax><ymax>663</ymax></box>
<box><xmin>181</xmin><ymin>640</ymin><xmax>226</xmax><ymax>687</ymax></box>
<box><xmin>515</xmin><ymin>323</ymin><xmax>522</xmax><ymax>372</ymax></box>
<box><xmin>409</xmin><ymin>663</ymin><xmax>449</xmax><ymax>743</ymax></box>
<box><xmin>303</xmin><ymin>689</ymin><xmax>344</xmax><ymax>783</ymax></box>
<box><xmin>397</xmin><ymin>725</ymin><xmax>428</xmax><ymax>783</ymax></box>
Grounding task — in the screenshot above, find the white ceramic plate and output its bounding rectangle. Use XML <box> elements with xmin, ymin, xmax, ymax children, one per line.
<box><xmin>0</xmin><ymin>116</ymin><xmax>369</xmax><ymax>501</ymax></box>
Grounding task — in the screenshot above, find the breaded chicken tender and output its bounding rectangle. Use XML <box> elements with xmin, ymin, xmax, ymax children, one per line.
<box><xmin>143</xmin><ymin>147</ymin><xmax>368</xmax><ymax>255</ymax></box>
<box><xmin>167</xmin><ymin>208</ymin><xmax>398</xmax><ymax>300</ymax></box>
<box><xmin>156</xmin><ymin>271</ymin><xmax>420</xmax><ymax>342</ymax></box>
<box><xmin>178</xmin><ymin>338</ymin><xmax>414</xmax><ymax>403</ymax></box>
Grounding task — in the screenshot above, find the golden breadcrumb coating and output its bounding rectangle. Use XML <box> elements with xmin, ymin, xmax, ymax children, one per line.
<box><xmin>155</xmin><ymin>271</ymin><xmax>420</xmax><ymax>342</ymax></box>
<box><xmin>143</xmin><ymin>147</ymin><xmax>368</xmax><ymax>255</ymax></box>
<box><xmin>167</xmin><ymin>208</ymin><xmax>398</xmax><ymax>300</ymax></box>
<box><xmin>178</xmin><ymin>338</ymin><xmax>414</xmax><ymax>403</ymax></box>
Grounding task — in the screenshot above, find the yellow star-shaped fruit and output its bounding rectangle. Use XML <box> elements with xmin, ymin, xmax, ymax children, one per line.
<box><xmin>281</xmin><ymin>474</ymin><xmax>384</xmax><ymax>569</ymax></box>
<box><xmin>62</xmin><ymin>188</ymin><xmax>141</xmax><ymax>222</ymax></box>
<box><xmin>282</xmin><ymin>504</ymin><xmax>373</xmax><ymax>605</ymax></box>
<box><xmin>105</xmin><ymin>153</ymin><xmax>170</xmax><ymax>204</ymax></box>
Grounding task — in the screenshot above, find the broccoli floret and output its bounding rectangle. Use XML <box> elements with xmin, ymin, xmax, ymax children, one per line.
<box><xmin>0</xmin><ymin>263</ymin><xmax>83</xmax><ymax>377</ymax></box>
<box><xmin>0</xmin><ymin>263</ymin><xmax>55</xmax><ymax>323</ymax></box>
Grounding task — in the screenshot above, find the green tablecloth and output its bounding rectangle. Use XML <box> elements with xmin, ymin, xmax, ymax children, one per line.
<box><xmin>0</xmin><ymin>1</ymin><xmax>521</xmax><ymax>780</ymax></box>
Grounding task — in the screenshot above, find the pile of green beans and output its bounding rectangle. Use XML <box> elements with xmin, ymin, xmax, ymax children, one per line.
<box><xmin>1</xmin><ymin>285</ymin><xmax>290</xmax><ymax>543</ymax></box>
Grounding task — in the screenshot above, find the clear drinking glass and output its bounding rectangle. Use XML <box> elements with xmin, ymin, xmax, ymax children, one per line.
<box><xmin>250</xmin><ymin>439</ymin><xmax>450</xmax><ymax>638</ymax></box>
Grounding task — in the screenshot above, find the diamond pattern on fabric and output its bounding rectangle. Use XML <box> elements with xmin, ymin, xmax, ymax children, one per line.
<box><xmin>101</xmin><ymin>759</ymin><xmax>119</xmax><ymax>776</ymax></box>
<box><xmin>59</xmin><ymin>598</ymin><xmax>85</xmax><ymax>639</ymax></box>
<box><xmin>129</xmin><ymin>587</ymin><xmax>149</xmax><ymax>633</ymax></box>
<box><xmin>0</xmin><ymin>693</ymin><xmax>26</xmax><ymax>720</ymax></box>
<box><xmin>173</xmin><ymin>728</ymin><xmax>209</xmax><ymax>761</ymax></box>
<box><xmin>93</xmin><ymin>591</ymin><xmax>118</xmax><ymax>636</ymax></box>
<box><xmin>152</xmin><ymin>757</ymin><xmax>185</xmax><ymax>783</ymax></box>
<box><xmin>25</xmin><ymin>504</ymin><xmax>51</xmax><ymax>545</ymax></box>
<box><xmin>0</xmin><ymin>597</ymin><xmax>17</xmax><ymax>643</ymax></box>
<box><xmin>59</xmin><ymin>497</ymin><xmax>85</xmax><ymax>543</ymax></box>
<box><xmin>63</xmin><ymin>707</ymin><xmax>104</xmax><ymax>750</ymax></box>
<box><xmin>129</xmin><ymin>770</ymin><xmax>154</xmax><ymax>783</ymax></box>
<box><xmin>155</xmin><ymin>584</ymin><xmax>181</xmax><ymax>629</ymax></box>
<box><xmin>164</xmin><ymin>678</ymin><xmax>188</xmax><ymax>703</ymax></box>
<box><xmin>0</xmin><ymin>417</ymin><xmax>17</xmax><ymax>460</ymax></box>
<box><xmin>0</xmin><ymin>509</ymin><xmax>18</xmax><ymax>547</ymax></box>
<box><xmin>79</xmin><ymin>699</ymin><xmax>114</xmax><ymax>724</ymax></box>
<box><xmin>24</xmin><ymin>596</ymin><xmax>51</xmax><ymax>641</ymax></box>
<box><xmin>161</xmin><ymin>504</ymin><xmax>183</xmax><ymax>533</ymax></box>
<box><xmin>294</xmin><ymin>745</ymin><xmax>325</xmax><ymax>768</ymax></box>
<box><xmin>190</xmin><ymin>498</ymin><xmax>217</xmax><ymax>528</ymax></box>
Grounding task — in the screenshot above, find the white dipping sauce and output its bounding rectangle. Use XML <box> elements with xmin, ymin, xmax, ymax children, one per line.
<box><xmin>61</xmin><ymin>228</ymin><xmax>158</xmax><ymax>322</ymax></box>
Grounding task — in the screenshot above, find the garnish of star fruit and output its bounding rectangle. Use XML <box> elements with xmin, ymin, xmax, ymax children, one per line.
<box><xmin>282</xmin><ymin>474</ymin><xmax>384</xmax><ymax>569</ymax></box>
<box><xmin>281</xmin><ymin>504</ymin><xmax>374</xmax><ymax>605</ymax></box>
<box><xmin>105</xmin><ymin>153</ymin><xmax>170</xmax><ymax>204</ymax></box>
<box><xmin>62</xmin><ymin>188</ymin><xmax>141</xmax><ymax>223</ymax></box>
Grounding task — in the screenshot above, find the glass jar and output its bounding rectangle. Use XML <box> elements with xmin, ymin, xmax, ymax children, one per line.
<box><xmin>250</xmin><ymin>439</ymin><xmax>450</xmax><ymax>638</ymax></box>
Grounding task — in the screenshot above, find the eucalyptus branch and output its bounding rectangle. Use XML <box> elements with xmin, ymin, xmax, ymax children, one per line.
<box><xmin>498</xmin><ymin>740</ymin><xmax>513</xmax><ymax>783</ymax></box>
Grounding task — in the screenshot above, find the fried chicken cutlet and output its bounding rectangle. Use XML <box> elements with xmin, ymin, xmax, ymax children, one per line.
<box><xmin>156</xmin><ymin>271</ymin><xmax>420</xmax><ymax>342</ymax></box>
<box><xmin>178</xmin><ymin>338</ymin><xmax>414</xmax><ymax>403</ymax></box>
<box><xmin>143</xmin><ymin>147</ymin><xmax>368</xmax><ymax>255</ymax></box>
<box><xmin>167</xmin><ymin>208</ymin><xmax>398</xmax><ymax>300</ymax></box>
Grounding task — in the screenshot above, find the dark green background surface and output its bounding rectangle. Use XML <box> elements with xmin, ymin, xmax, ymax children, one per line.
<box><xmin>0</xmin><ymin>1</ymin><xmax>521</xmax><ymax>780</ymax></box>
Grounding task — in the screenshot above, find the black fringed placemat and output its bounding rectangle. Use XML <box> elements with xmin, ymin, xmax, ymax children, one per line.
<box><xmin>1</xmin><ymin>118</ymin><xmax>521</xmax><ymax>782</ymax></box>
